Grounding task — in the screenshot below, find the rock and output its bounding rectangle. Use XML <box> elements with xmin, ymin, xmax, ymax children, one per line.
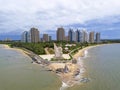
<box><xmin>80</xmin><ymin>78</ymin><xmax>90</xmax><ymax>83</ymax></box>
<box><xmin>74</xmin><ymin>68</ymin><xmax>80</xmax><ymax>76</ymax></box>
<box><xmin>63</xmin><ymin>64</ymin><xmax>69</xmax><ymax>73</ymax></box>
<box><xmin>56</xmin><ymin>68</ymin><xmax>64</xmax><ymax>73</ymax></box>
<box><xmin>72</xmin><ymin>58</ymin><xmax>77</xmax><ymax>64</ymax></box>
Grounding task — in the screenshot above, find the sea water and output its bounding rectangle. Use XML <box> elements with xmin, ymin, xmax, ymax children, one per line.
<box><xmin>67</xmin><ymin>44</ymin><xmax>120</xmax><ymax>90</ymax></box>
<box><xmin>0</xmin><ymin>45</ymin><xmax>61</xmax><ymax>90</ymax></box>
<box><xmin>1</xmin><ymin>44</ymin><xmax>120</xmax><ymax>90</ymax></box>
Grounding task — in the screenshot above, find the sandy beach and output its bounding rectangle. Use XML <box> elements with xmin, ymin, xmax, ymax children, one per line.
<box><xmin>73</xmin><ymin>45</ymin><xmax>103</xmax><ymax>59</ymax></box>
<box><xmin>3</xmin><ymin>44</ymin><xmax>30</xmax><ymax>57</ymax></box>
<box><xmin>48</xmin><ymin>44</ymin><xmax>104</xmax><ymax>87</ymax></box>
<box><xmin>3</xmin><ymin>44</ymin><xmax>104</xmax><ymax>87</ymax></box>
<box><xmin>48</xmin><ymin>62</ymin><xmax>79</xmax><ymax>86</ymax></box>
<box><xmin>40</xmin><ymin>54</ymin><xmax>70</xmax><ymax>61</ymax></box>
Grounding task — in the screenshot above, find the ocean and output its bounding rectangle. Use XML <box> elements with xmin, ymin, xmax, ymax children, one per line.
<box><xmin>0</xmin><ymin>45</ymin><xmax>61</xmax><ymax>90</ymax></box>
<box><xmin>67</xmin><ymin>44</ymin><xmax>120</xmax><ymax>90</ymax></box>
<box><xmin>0</xmin><ymin>44</ymin><xmax>120</xmax><ymax>90</ymax></box>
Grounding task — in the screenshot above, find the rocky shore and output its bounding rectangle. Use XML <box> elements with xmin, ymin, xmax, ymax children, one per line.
<box><xmin>48</xmin><ymin>45</ymin><xmax>103</xmax><ymax>87</ymax></box>
<box><xmin>4</xmin><ymin>44</ymin><xmax>102</xmax><ymax>87</ymax></box>
<box><xmin>4</xmin><ymin>45</ymin><xmax>50</xmax><ymax>66</ymax></box>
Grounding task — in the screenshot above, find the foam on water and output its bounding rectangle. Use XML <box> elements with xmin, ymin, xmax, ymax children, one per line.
<box><xmin>60</xmin><ymin>49</ymin><xmax>89</xmax><ymax>90</ymax></box>
<box><xmin>80</xmin><ymin>68</ymin><xmax>86</xmax><ymax>74</ymax></box>
<box><xmin>77</xmin><ymin>57</ymin><xmax>84</xmax><ymax>68</ymax></box>
<box><xmin>84</xmin><ymin>50</ymin><xmax>88</xmax><ymax>58</ymax></box>
<box><xmin>60</xmin><ymin>82</ymin><xmax>69</xmax><ymax>90</ymax></box>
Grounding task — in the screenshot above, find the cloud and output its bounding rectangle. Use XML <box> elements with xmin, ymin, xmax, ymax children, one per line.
<box><xmin>63</xmin><ymin>15</ymin><xmax>120</xmax><ymax>39</ymax></box>
<box><xmin>0</xmin><ymin>0</ymin><xmax>120</xmax><ymax>39</ymax></box>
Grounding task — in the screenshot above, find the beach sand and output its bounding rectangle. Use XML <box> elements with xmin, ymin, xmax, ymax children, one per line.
<box><xmin>3</xmin><ymin>44</ymin><xmax>104</xmax><ymax>87</ymax></box>
<box><xmin>40</xmin><ymin>54</ymin><xmax>70</xmax><ymax>61</ymax></box>
<box><xmin>48</xmin><ymin>62</ymin><xmax>79</xmax><ymax>86</ymax></box>
<box><xmin>73</xmin><ymin>45</ymin><xmax>102</xmax><ymax>59</ymax></box>
<box><xmin>3</xmin><ymin>44</ymin><xmax>30</xmax><ymax>57</ymax></box>
<box><xmin>49</xmin><ymin>44</ymin><xmax>104</xmax><ymax>87</ymax></box>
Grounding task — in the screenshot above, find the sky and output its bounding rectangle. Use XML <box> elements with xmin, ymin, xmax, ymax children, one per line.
<box><xmin>0</xmin><ymin>0</ymin><xmax>120</xmax><ymax>40</ymax></box>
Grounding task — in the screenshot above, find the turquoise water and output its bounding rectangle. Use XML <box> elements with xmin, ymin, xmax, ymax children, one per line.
<box><xmin>68</xmin><ymin>44</ymin><xmax>120</xmax><ymax>90</ymax></box>
<box><xmin>0</xmin><ymin>45</ymin><xmax>61</xmax><ymax>90</ymax></box>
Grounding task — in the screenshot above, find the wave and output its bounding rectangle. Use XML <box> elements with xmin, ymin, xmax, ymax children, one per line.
<box><xmin>60</xmin><ymin>82</ymin><xmax>69</xmax><ymax>90</ymax></box>
<box><xmin>83</xmin><ymin>50</ymin><xmax>88</xmax><ymax>58</ymax></box>
<box><xmin>60</xmin><ymin>49</ymin><xmax>89</xmax><ymax>90</ymax></box>
<box><xmin>80</xmin><ymin>68</ymin><xmax>86</xmax><ymax>73</ymax></box>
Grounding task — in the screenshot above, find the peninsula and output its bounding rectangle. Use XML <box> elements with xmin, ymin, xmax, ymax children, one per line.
<box><xmin>2</xmin><ymin>41</ymin><xmax>104</xmax><ymax>87</ymax></box>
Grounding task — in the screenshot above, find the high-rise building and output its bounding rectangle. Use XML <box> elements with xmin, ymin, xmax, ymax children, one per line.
<box><xmin>68</xmin><ymin>29</ymin><xmax>76</xmax><ymax>42</ymax></box>
<box><xmin>73</xmin><ymin>31</ymin><xmax>76</xmax><ymax>42</ymax></box>
<box><xmin>29</xmin><ymin>27</ymin><xmax>40</xmax><ymax>43</ymax></box>
<box><xmin>89</xmin><ymin>31</ymin><xmax>95</xmax><ymax>43</ymax></box>
<box><xmin>21</xmin><ymin>31</ymin><xmax>28</xmax><ymax>42</ymax></box>
<box><xmin>84</xmin><ymin>31</ymin><xmax>89</xmax><ymax>42</ymax></box>
<box><xmin>43</xmin><ymin>34</ymin><xmax>49</xmax><ymax>42</ymax></box>
<box><xmin>57</xmin><ymin>27</ymin><xmax>65</xmax><ymax>41</ymax></box>
<box><xmin>78</xmin><ymin>30</ymin><xmax>88</xmax><ymax>43</ymax></box>
<box><xmin>64</xmin><ymin>36</ymin><xmax>69</xmax><ymax>41</ymax></box>
<box><xmin>4</xmin><ymin>38</ymin><xmax>12</xmax><ymax>42</ymax></box>
<box><xmin>27</xmin><ymin>31</ymin><xmax>31</xmax><ymax>43</ymax></box>
<box><xmin>76</xmin><ymin>30</ymin><xmax>80</xmax><ymax>42</ymax></box>
<box><xmin>49</xmin><ymin>36</ymin><xmax>52</xmax><ymax>41</ymax></box>
<box><xmin>68</xmin><ymin>29</ymin><xmax>72</xmax><ymax>42</ymax></box>
<box><xmin>96</xmin><ymin>32</ymin><xmax>101</xmax><ymax>43</ymax></box>
<box><xmin>79</xmin><ymin>30</ymin><xmax>84</xmax><ymax>43</ymax></box>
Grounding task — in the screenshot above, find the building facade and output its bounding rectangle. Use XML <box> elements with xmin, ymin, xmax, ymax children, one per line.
<box><xmin>49</xmin><ymin>36</ymin><xmax>52</xmax><ymax>41</ymax></box>
<box><xmin>89</xmin><ymin>31</ymin><xmax>95</xmax><ymax>43</ymax></box>
<box><xmin>73</xmin><ymin>31</ymin><xmax>76</xmax><ymax>42</ymax></box>
<box><xmin>68</xmin><ymin>29</ymin><xmax>76</xmax><ymax>42</ymax></box>
<box><xmin>27</xmin><ymin>31</ymin><xmax>31</xmax><ymax>43</ymax></box>
<box><xmin>29</xmin><ymin>27</ymin><xmax>40</xmax><ymax>43</ymax></box>
<box><xmin>96</xmin><ymin>32</ymin><xmax>101</xmax><ymax>43</ymax></box>
<box><xmin>68</xmin><ymin>29</ymin><xmax>73</xmax><ymax>42</ymax></box>
<box><xmin>43</xmin><ymin>34</ymin><xmax>49</xmax><ymax>42</ymax></box>
<box><xmin>79</xmin><ymin>30</ymin><xmax>84</xmax><ymax>43</ymax></box>
<box><xmin>57</xmin><ymin>27</ymin><xmax>65</xmax><ymax>41</ymax></box>
<box><xmin>83</xmin><ymin>30</ymin><xmax>89</xmax><ymax>42</ymax></box>
<box><xmin>76</xmin><ymin>30</ymin><xmax>80</xmax><ymax>42</ymax></box>
<box><xmin>21</xmin><ymin>31</ymin><xmax>28</xmax><ymax>42</ymax></box>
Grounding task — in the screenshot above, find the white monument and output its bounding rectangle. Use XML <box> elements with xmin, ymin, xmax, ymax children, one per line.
<box><xmin>54</xmin><ymin>43</ymin><xmax>63</xmax><ymax>59</ymax></box>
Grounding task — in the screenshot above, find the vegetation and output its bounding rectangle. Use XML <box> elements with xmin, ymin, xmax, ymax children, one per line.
<box><xmin>0</xmin><ymin>41</ymin><xmax>99</xmax><ymax>54</ymax></box>
<box><xmin>51</xmin><ymin>58</ymin><xmax>71</xmax><ymax>62</ymax></box>
<box><xmin>47</xmin><ymin>48</ymin><xmax>54</xmax><ymax>54</ymax></box>
<box><xmin>10</xmin><ymin>42</ymin><xmax>45</xmax><ymax>54</ymax></box>
<box><xmin>10</xmin><ymin>42</ymin><xmax>56</xmax><ymax>55</ymax></box>
<box><xmin>101</xmin><ymin>39</ymin><xmax>120</xmax><ymax>43</ymax></box>
<box><xmin>0</xmin><ymin>39</ymin><xmax>119</xmax><ymax>62</ymax></box>
<box><xmin>1</xmin><ymin>39</ymin><xmax>119</xmax><ymax>56</ymax></box>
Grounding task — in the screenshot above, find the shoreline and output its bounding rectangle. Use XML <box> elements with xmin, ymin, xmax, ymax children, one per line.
<box><xmin>3</xmin><ymin>44</ymin><xmax>31</xmax><ymax>57</ymax></box>
<box><xmin>3</xmin><ymin>44</ymin><xmax>50</xmax><ymax>65</ymax></box>
<box><xmin>2</xmin><ymin>44</ymin><xmax>105</xmax><ymax>88</ymax></box>
<box><xmin>73</xmin><ymin>44</ymin><xmax>104</xmax><ymax>59</ymax></box>
<box><xmin>49</xmin><ymin>44</ymin><xmax>106</xmax><ymax>87</ymax></box>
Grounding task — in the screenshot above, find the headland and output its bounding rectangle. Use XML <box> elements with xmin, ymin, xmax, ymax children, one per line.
<box><xmin>3</xmin><ymin>43</ymin><xmax>104</xmax><ymax>87</ymax></box>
